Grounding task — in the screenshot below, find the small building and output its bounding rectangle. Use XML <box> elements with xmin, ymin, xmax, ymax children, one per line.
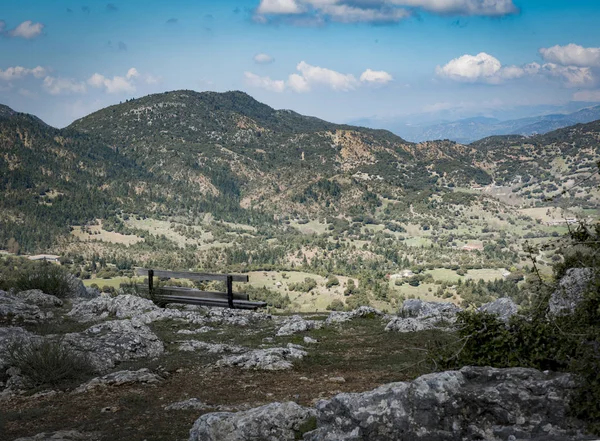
<box><xmin>28</xmin><ymin>254</ymin><xmax>61</xmax><ymax>263</ymax></box>
<box><xmin>462</xmin><ymin>244</ymin><xmax>484</xmax><ymax>252</ymax></box>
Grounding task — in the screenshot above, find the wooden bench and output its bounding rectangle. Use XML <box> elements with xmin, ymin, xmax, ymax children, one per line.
<box><xmin>134</xmin><ymin>268</ymin><xmax>267</xmax><ymax>310</ymax></box>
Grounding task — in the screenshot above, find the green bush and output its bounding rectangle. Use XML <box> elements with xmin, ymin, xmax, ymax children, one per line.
<box><xmin>289</xmin><ymin>277</ymin><xmax>318</xmax><ymax>293</ymax></box>
<box><xmin>326</xmin><ymin>299</ymin><xmax>345</xmax><ymax>311</ymax></box>
<box><xmin>13</xmin><ymin>262</ymin><xmax>74</xmax><ymax>298</ymax></box>
<box><xmin>6</xmin><ymin>338</ymin><xmax>93</xmax><ymax>387</ymax></box>
<box><xmin>325</xmin><ymin>275</ymin><xmax>340</xmax><ymax>289</ymax></box>
<box><xmin>440</xmin><ymin>222</ymin><xmax>600</xmax><ymax>434</ymax></box>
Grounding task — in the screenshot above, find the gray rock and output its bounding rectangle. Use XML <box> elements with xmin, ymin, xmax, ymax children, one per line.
<box><xmin>550</xmin><ymin>268</ymin><xmax>595</xmax><ymax>316</ymax></box>
<box><xmin>15</xmin><ymin>290</ymin><xmax>63</xmax><ymax>307</ymax></box>
<box><xmin>204</xmin><ymin>308</ymin><xmax>271</xmax><ymax>327</ymax></box>
<box><xmin>385</xmin><ymin>300</ymin><xmax>461</xmax><ymax>333</ymax></box>
<box><xmin>304</xmin><ymin>366</ymin><xmax>588</xmax><ymax>441</ymax></box>
<box><xmin>84</xmin><ymin>287</ymin><xmax>101</xmax><ymax>298</ymax></box>
<box><xmin>479</xmin><ymin>297</ymin><xmax>518</xmax><ymax>323</ymax></box>
<box><xmin>276</xmin><ymin>315</ymin><xmax>323</xmax><ymax>336</ymax></box>
<box><xmin>73</xmin><ymin>368</ymin><xmax>162</xmax><ymax>393</ymax></box>
<box><xmin>189</xmin><ymin>401</ymin><xmax>316</xmax><ymax>441</ymax></box>
<box><xmin>0</xmin><ymin>327</ymin><xmax>39</xmax><ymax>370</ymax></box>
<box><xmin>326</xmin><ymin>306</ymin><xmax>384</xmax><ymax>325</ymax></box>
<box><xmin>13</xmin><ymin>431</ymin><xmax>100</xmax><ymax>441</ymax></box>
<box><xmin>217</xmin><ymin>344</ymin><xmax>307</xmax><ymax>370</ymax></box>
<box><xmin>0</xmin><ymin>291</ymin><xmax>49</xmax><ymax>323</ymax></box>
<box><xmin>303</xmin><ymin>336</ymin><xmax>318</xmax><ymax>344</ymax></box>
<box><xmin>66</xmin><ymin>274</ymin><xmax>89</xmax><ymax>298</ymax></box>
<box><xmin>165</xmin><ymin>398</ymin><xmax>209</xmax><ymax>411</ymax></box>
<box><xmin>177</xmin><ymin>340</ymin><xmax>246</xmax><ymax>354</ymax></box>
<box><xmin>67</xmin><ymin>295</ymin><xmax>159</xmax><ymax>322</ymax></box>
<box><xmin>61</xmin><ymin>319</ymin><xmax>164</xmax><ymax>372</ymax></box>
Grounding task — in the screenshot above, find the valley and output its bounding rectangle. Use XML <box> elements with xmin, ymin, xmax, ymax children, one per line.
<box><xmin>1</xmin><ymin>90</ymin><xmax>599</xmax><ymax>313</ymax></box>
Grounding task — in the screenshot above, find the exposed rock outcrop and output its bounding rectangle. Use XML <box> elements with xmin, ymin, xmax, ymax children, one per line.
<box><xmin>385</xmin><ymin>299</ymin><xmax>460</xmax><ymax>333</ymax></box>
<box><xmin>73</xmin><ymin>368</ymin><xmax>162</xmax><ymax>394</ymax></box>
<box><xmin>325</xmin><ymin>306</ymin><xmax>384</xmax><ymax>325</ymax></box>
<box><xmin>217</xmin><ymin>344</ymin><xmax>307</xmax><ymax>370</ymax></box>
<box><xmin>549</xmin><ymin>268</ymin><xmax>595</xmax><ymax>316</ymax></box>
<box><xmin>13</xmin><ymin>431</ymin><xmax>100</xmax><ymax>441</ymax></box>
<box><xmin>478</xmin><ymin>297</ymin><xmax>518</xmax><ymax>323</ymax></box>
<box><xmin>189</xmin><ymin>401</ymin><xmax>316</xmax><ymax>441</ymax></box>
<box><xmin>276</xmin><ymin>315</ymin><xmax>323</xmax><ymax>336</ymax></box>
<box><xmin>191</xmin><ymin>367</ymin><xmax>591</xmax><ymax>441</ymax></box>
<box><xmin>0</xmin><ymin>291</ymin><xmax>51</xmax><ymax>323</ymax></box>
<box><xmin>14</xmin><ymin>290</ymin><xmax>63</xmax><ymax>307</ymax></box>
<box><xmin>61</xmin><ymin>319</ymin><xmax>164</xmax><ymax>372</ymax></box>
<box><xmin>177</xmin><ymin>340</ymin><xmax>246</xmax><ymax>354</ymax></box>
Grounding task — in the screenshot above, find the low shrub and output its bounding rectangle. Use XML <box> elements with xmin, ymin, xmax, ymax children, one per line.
<box><xmin>13</xmin><ymin>261</ymin><xmax>74</xmax><ymax>298</ymax></box>
<box><xmin>6</xmin><ymin>338</ymin><xmax>94</xmax><ymax>387</ymax></box>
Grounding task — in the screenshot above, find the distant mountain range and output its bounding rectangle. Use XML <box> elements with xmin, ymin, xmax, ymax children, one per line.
<box><xmin>355</xmin><ymin>105</ymin><xmax>600</xmax><ymax>144</ymax></box>
<box><xmin>1</xmin><ymin>90</ymin><xmax>599</xmax><ymax>252</ymax></box>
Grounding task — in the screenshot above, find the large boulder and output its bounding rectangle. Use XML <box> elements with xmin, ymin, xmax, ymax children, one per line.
<box><xmin>66</xmin><ymin>274</ymin><xmax>90</xmax><ymax>298</ymax></box>
<box><xmin>276</xmin><ymin>315</ymin><xmax>323</xmax><ymax>336</ymax></box>
<box><xmin>61</xmin><ymin>319</ymin><xmax>164</xmax><ymax>372</ymax></box>
<box><xmin>0</xmin><ymin>291</ymin><xmax>50</xmax><ymax>324</ymax></box>
<box><xmin>217</xmin><ymin>344</ymin><xmax>307</xmax><ymax>371</ymax></box>
<box><xmin>189</xmin><ymin>402</ymin><xmax>316</xmax><ymax>441</ymax></box>
<box><xmin>304</xmin><ymin>366</ymin><xmax>587</xmax><ymax>441</ymax></box>
<box><xmin>326</xmin><ymin>306</ymin><xmax>384</xmax><ymax>325</ymax></box>
<box><xmin>549</xmin><ymin>268</ymin><xmax>595</xmax><ymax>316</ymax></box>
<box><xmin>14</xmin><ymin>290</ymin><xmax>63</xmax><ymax>307</ymax></box>
<box><xmin>189</xmin><ymin>367</ymin><xmax>591</xmax><ymax>441</ymax></box>
<box><xmin>478</xmin><ymin>297</ymin><xmax>518</xmax><ymax>323</ymax></box>
<box><xmin>385</xmin><ymin>300</ymin><xmax>461</xmax><ymax>333</ymax></box>
<box><xmin>67</xmin><ymin>295</ymin><xmax>159</xmax><ymax>322</ymax></box>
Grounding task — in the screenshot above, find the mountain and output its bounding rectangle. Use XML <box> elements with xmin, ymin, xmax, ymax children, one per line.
<box><xmin>1</xmin><ymin>91</ymin><xmax>599</xmax><ymax>253</ymax></box>
<box><xmin>358</xmin><ymin>105</ymin><xmax>600</xmax><ymax>144</ymax></box>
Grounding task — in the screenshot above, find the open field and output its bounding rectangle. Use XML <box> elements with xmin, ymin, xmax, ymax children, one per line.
<box><xmin>71</xmin><ymin>222</ymin><xmax>144</xmax><ymax>246</ymax></box>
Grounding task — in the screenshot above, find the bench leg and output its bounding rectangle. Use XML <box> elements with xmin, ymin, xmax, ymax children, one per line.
<box><xmin>227</xmin><ymin>275</ymin><xmax>234</xmax><ymax>309</ymax></box>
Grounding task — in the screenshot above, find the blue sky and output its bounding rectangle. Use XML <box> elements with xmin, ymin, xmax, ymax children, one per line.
<box><xmin>1</xmin><ymin>0</ymin><xmax>600</xmax><ymax>127</ymax></box>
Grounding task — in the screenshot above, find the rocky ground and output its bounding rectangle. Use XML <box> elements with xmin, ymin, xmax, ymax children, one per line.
<box><xmin>0</xmin><ymin>279</ymin><xmax>597</xmax><ymax>441</ymax></box>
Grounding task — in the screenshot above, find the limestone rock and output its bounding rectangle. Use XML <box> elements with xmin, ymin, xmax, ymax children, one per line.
<box><xmin>304</xmin><ymin>366</ymin><xmax>588</xmax><ymax>441</ymax></box>
<box><xmin>325</xmin><ymin>306</ymin><xmax>384</xmax><ymax>325</ymax></box>
<box><xmin>15</xmin><ymin>290</ymin><xmax>63</xmax><ymax>307</ymax></box>
<box><xmin>165</xmin><ymin>398</ymin><xmax>209</xmax><ymax>411</ymax></box>
<box><xmin>385</xmin><ymin>300</ymin><xmax>460</xmax><ymax>333</ymax></box>
<box><xmin>189</xmin><ymin>401</ymin><xmax>316</xmax><ymax>441</ymax></box>
<box><xmin>177</xmin><ymin>340</ymin><xmax>246</xmax><ymax>354</ymax></box>
<box><xmin>67</xmin><ymin>295</ymin><xmax>159</xmax><ymax>322</ymax></box>
<box><xmin>549</xmin><ymin>268</ymin><xmax>595</xmax><ymax>316</ymax></box>
<box><xmin>217</xmin><ymin>344</ymin><xmax>307</xmax><ymax>370</ymax></box>
<box><xmin>0</xmin><ymin>291</ymin><xmax>49</xmax><ymax>323</ymax></box>
<box><xmin>276</xmin><ymin>315</ymin><xmax>323</xmax><ymax>336</ymax></box>
<box><xmin>73</xmin><ymin>368</ymin><xmax>162</xmax><ymax>393</ymax></box>
<box><xmin>61</xmin><ymin>319</ymin><xmax>164</xmax><ymax>373</ymax></box>
<box><xmin>13</xmin><ymin>430</ymin><xmax>100</xmax><ymax>441</ymax></box>
<box><xmin>66</xmin><ymin>274</ymin><xmax>89</xmax><ymax>298</ymax></box>
<box><xmin>479</xmin><ymin>297</ymin><xmax>518</xmax><ymax>323</ymax></box>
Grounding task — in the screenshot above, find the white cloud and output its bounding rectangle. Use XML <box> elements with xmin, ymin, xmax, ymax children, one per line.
<box><xmin>254</xmin><ymin>0</ymin><xmax>517</xmax><ymax>25</ymax></box>
<box><xmin>360</xmin><ymin>68</ymin><xmax>393</xmax><ymax>84</ymax></box>
<box><xmin>437</xmin><ymin>51</ymin><xmax>597</xmax><ymax>88</ymax></box>
<box><xmin>43</xmin><ymin>76</ymin><xmax>87</xmax><ymax>95</ymax></box>
<box><xmin>245</xmin><ymin>62</ymin><xmax>393</xmax><ymax>93</ymax></box>
<box><xmin>287</xmin><ymin>73</ymin><xmax>311</xmax><ymax>92</ymax></box>
<box><xmin>540</xmin><ymin>63</ymin><xmax>594</xmax><ymax>88</ymax></box>
<box><xmin>296</xmin><ymin>61</ymin><xmax>358</xmax><ymax>91</ymax></box>
<box><xmin>540</xmin><ymin>44</ymin><xmax>600</xmax><ymax>68</ymax></box>
<box><xmin>392</xmin><ymin>0</ymin><xmax>518</xmax><ymax>16</ymax></box>
<box><xmin>0</xmin><ymin>21</ymin><xmax>5</xmax><ymax>32</ymax></box>
<box><xmin>244</xmin><ymin>71</ymin><xmax>286</xmax><ymax>92</ymax></box>
<box><xmin>126</xmin><ymin>68</ymin><xmax>140</xmax><ymax>80</ymax></box>
<box><xmin>0</xmin><ymin>66</ymin><xmax>47</xmax><ymax>81</ymax></box>
<box><xmin>254</xmin><ymin>53</ymin><xmax>275</xmax><ymax>64</ymax></box>
<box><xmin>573</xmin><ymin>90</ymin><xmax>600</xmax><ymax>102</ymax></box>
<box><xmin>88</xmin><ymin>68</ymin><xmax>139</xmax><ymax>94</ymax></box>
<box><xmin>257</xmin><ymin>0</ymin><xmax>303</xmax><ymax>14</ymax></box>
<box><xmin>436</xmin><ymin>52</ymin><xmax>517</xmax><ymax>83</ymax></box>
<box><xmin>317</xmin><ymin>4</ymin><xmax>411</xmax><ymax>23</ymax></box>
<box><xmin>7</xmin><ymin>20</ymin><xmax>45</xmax><ymax>39</ymax></box>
